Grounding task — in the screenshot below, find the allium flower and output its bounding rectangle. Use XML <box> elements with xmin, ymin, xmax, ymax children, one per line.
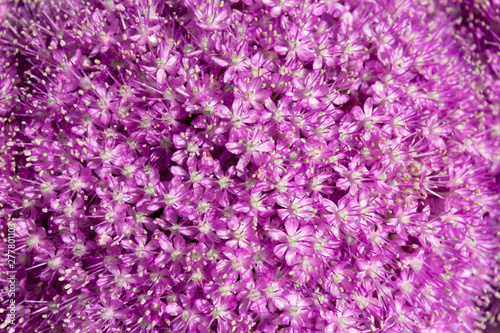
<box><xmin>1</xmin><ymin>0</ymin><xmax>500</xmax><ymax>332</ymax></box>
<box><xmin>269</xmin><ymin>219</ymin><xmax>314</xmax><ymax>266</ymax></box>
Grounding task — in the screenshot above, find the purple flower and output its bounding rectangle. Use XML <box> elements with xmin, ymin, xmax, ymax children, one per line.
<box><xmin>2</xmin><ymin>0</ymin><xmax>500</xmax><ymax>332</ymax></box>
<box><xmin>275</xmin><ymin>293</ymin><xmax>314</xmax><ymax>330</ymax></box>
<box><xmin>269</xmin><ymin>219</ymin><xmax>314</xmax><ymax>266</ymax></box>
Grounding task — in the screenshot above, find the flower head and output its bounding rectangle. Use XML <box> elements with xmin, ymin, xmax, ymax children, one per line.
<box><xmin>1</xmin><ymin>0</ymin><xmax>499</xmax><ymax>332</ymax></box>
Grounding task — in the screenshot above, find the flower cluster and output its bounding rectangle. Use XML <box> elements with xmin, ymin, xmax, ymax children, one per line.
<box><xmin>0</xmin><ymin>0</ymin><xmax>499</xmax><ymax>332</ymax></box>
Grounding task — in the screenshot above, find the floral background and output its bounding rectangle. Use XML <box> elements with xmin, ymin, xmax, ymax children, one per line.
<box><xmin>0</xmin><ymin>0</ymin><xmax>499</xmax><ymax>332</ymax></box>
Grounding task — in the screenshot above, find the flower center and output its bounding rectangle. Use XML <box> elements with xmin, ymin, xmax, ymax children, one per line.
<box><xmin>101</xmin><ymin>308</ymin><xmax>114</xmax><ymax>320</ymax></box>
<box><xmin>219</xmin><ymin>176</ymin><xmax>230</xmax><ymax>189</ymax></box>
<box><xmin>172</xmin><ymin>250</ymin><xmax>182</xmax><ymax>260</ymax></box>
<box><xmin>290</xmin><ymin>306</ymin><xmax>301</xmax><ymax>317</ymax></box>
<box><xmin>198</xmin><ymin>222</ymin><xmax>210</xmax><ymax>233</ymax></box>
<box><xmin>234</xmin><ymin>229</ymin><xmax>244</xmax><ymax>240</ymax></box>
<box><xmin>232</xmin><ymin>260</ymin><xmax>243</xmax><ymax>271</ymax></box>
<box><xmin>249</xmin><ymin>290</ymin><xmax>261</xmax><ymax>301</ymax></box>
<box><xmin>187</xmin><ymin>141</ymin><xmax>199</xmax><ymax>153</ymax></box>
<box><xmin>287</xmin><ymin>236</ymin><xmax>299</xmax><ymax>248</ymax></box>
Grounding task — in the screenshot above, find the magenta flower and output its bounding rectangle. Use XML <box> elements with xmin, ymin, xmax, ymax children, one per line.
<box><xmin>269</xmin><ymin>219</ymin><xmax>314</xmax><ymax>266</ymax></box>
<box><xmin>2</xmin><ymin>0</ymin><xmax>500</xmax><ymax>332</ymax></box>
<box><xmin>225</xmin><ymin>127</ymin><xmax>275</xmax><ymax>170</ymax></box>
